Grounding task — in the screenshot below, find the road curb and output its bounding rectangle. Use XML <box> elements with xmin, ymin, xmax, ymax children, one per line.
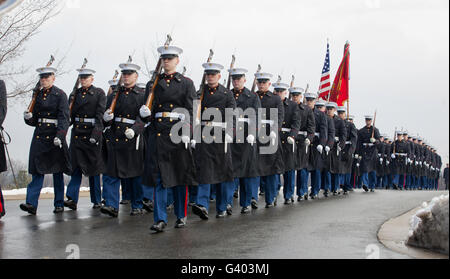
<box><xmin>377</xmin><ymin>205</ymin><xmax>448</xmax><ymax>259</ymax></box>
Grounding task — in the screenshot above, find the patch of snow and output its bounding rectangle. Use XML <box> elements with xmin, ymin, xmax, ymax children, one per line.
<box><xmin>407</xmin><ymin>194</ymin><xmax>449</xmax><ymax>255</ymax></box>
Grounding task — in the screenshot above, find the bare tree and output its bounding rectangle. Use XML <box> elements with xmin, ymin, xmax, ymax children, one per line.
<box><xmin>0</xmin><ymin>0</ymin><xmax>66</xmax><ymax>100</ymax></box>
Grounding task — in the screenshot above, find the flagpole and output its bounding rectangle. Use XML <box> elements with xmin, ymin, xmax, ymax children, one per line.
<box><xmin>346</xmin><ymin>41</ymin><xmax>350</xmax><ymax>120</ymax></box>
<box><xmin>326</xmin><ymin>38</ymin><xmax>331</xmax><ymax>102</ymax></box>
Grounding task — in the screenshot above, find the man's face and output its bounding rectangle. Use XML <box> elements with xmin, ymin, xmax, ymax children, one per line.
<box><xmin>397</xmin><ymin>135</ymin><xmax>403</xmax><ymax>141</ymax></box>
<box><xmin>256</xmin><ymin>80</ymin><xmax>271</xmax><ymax>92</ymax></box>
<box><xmin>318</xmin><ymin>106</ymin><xmax>326</xmax><ymax>112</ymax></box>
<box><xmin>162</xmin><ymin>56</ymin><xmax>179</xmax><ymax>73</ymax></box>
<box><xmin>232</xmin><ymin>76</ymin><xmax>246</xmax><ymax>90</ymax></box>
<box><xmin>206</xmin><ymin>72</ymin><xmax>221</xmax><ymax>86</ymax></box>
<box><xmin>123</xmin><ymin>72</ymin><xmax>138</xmax><ymax>87</ymax></box>
<box><xmin>274</xmin><ymin>88</ymin><xmax>288</xmax><ymax>99</ymax></box>
<box><xmin>40</xmin><ymin>74</ymin><xmax>55</xmax><ymax>89</ymax></box>
<box><xmin>365</xmin><ymin>119</ymin><xmax>373</xmax><ymax>126</ymax></box>
<box><xmin>326</xmin><ymin>107</ymin><xmax>336</xmax><ymax>117</ymax></box>
<box><xmin>338</xmin><ymin>112</ymin><xmax>346</xmax><ymax>120</ymax></box>
<box><xmin>80</xmin><ymin>75</ymin><xmax>94</xmax><ymax>88</ymax></box>
<box><xmin>291</xmin><ymin>94</ymin><xmax>302</xmax><ymax>104</ymax></box>
<box><xmin>306</xmin><ymin>98</ymin><xmax>315</xmax><ymax>109</ymax></box>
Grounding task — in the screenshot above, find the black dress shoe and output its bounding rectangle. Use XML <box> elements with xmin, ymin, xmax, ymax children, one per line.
<box><xmin>297</xmin><ymin>196</ymin><xmax>303</xmax><ymax>202</ymax></box>
<box><xmin>101</xmin><ymin>199</ymin><xmax>106</xmax><ymax>205</ymax></box>
<box><xmin>323</xmin><ymin>191</ymin><xmax>329</xmax><ymax>198</ymax></box>
<box><xmin>274</xmin><ymin>197</ymin><xmax>278</xmax><ymax>206</ymax></box>
<box><xmin>370</xmin><ymin>189</ymin><xmax>375</xmax><ymax>193</ymax></box>
<box><xmin>188</xmin><ymin>201</ymin><xmax>196</xmax><ymax>206</ymax></box>
<box><xmin>192</xmin><ymin>204</ymin><xmax>209</xmax><ymax>220</ymax></box>
<box><xmin>151</xmin><ymin>221</ymin><xmax>167</xmax><ymax>233</ymax></box>
<box><xmin>92</xmin><ymin>204</ymin><xmax>102</xmax><ymax>209</ymax></box>
<box><xmin>265</xmin><ymin>203</ymin><xmax>274</xmax><ymax>208</ymax></box>
<box><xmin>251</xmin><ymin>199</ymin><xmax>258</xmax><ymax>209</ymax></box>
<box><xmin>120</xmin><ymin>200</ymin><xmax>130</xmax><ymax>205</ymax></box>
<box><xmin>143</xmin><ymin>200</ymin><xmax>154</xmax><ymax>213</ymax></box>
<box><xmin>304</xmin><ymin>194</ymin><xmax>309</xmax><ymax>200</ymax></box>
<box><xmin>53</xmin><ymin>207</ymin><xmax>64</xmax><ymax>214</ymax></box>
<box><xmin>343</xmin><ymin>191</ymin><xmax>349</xmax><ymax>195</ymax></box>
<box><xmin>64</xmin><ymin>200</ymin><xmax>77</xmax><ymax>211</ymax></box>
<box><xmin>226</xmin><ymin>204</ymin><xmax>233</xmax><ymax>216</ymax></box>
<box><xmin>20</xmin><ymin>203</ymin><xmax>37</xmax><ymax>215</ymax></box>
<box><xmin>284</xmin><ymin>199</ymin><xmax>292</xmax><ymax>205</ymax></box>
<box><xmin>100</xmin><ymin>206</ymin><xmax>119</xmax><ymax>218</ymax></box>
<box><xmin>362</xmin><ymin>185</ymin><xmax>369</xmax><ymax>192</ymax></box>
<box><xmin>241</xmin><ymin>206</ymin><xmax>251</xmax><ymax>214</ymax></box>
<box><xmin>259</xmin><ymin>191</ymin><xmax>265</xmax><ymax>196</ymax></box>
<box><xmin>166</xmin><ymin>204</ymin><xmax>174</xmax><ymax>211</ymax></box>
<box><xmin>130</xmin><ymin>208</ymin><xmax>144</xmax><ymax>216</ymax></box>
<box><xmin>310</xmin><ymin>194</ymin><xmax>317</xmax><ymax>200</ymax></box>
<box><xmin>332</xmin><ymin>191</ymin><xmax>338</xmax><ymax>196</ymax></box>
<box><xmin>175</xmin><ymin>217</ymin><xmax>187</xmax><ymax>228</ymax></box>
<box><xmin>349</xmin><ymin>188</ymin><xmax>354</xmax><ymax>192</ymax></box>
<box><xmin>216</xmin><ymin>211</ymin><xmax>226</xmax><ymax>218</ymax></box>
<box><xmin>233</xmin><ymin>191</ymin><xmax>239</xmax><ymax>199</ymax></box>
<box><xmin>209</xmin><ymin>198</ymin><xmax>216</xmax><ymax>203</ymax></box>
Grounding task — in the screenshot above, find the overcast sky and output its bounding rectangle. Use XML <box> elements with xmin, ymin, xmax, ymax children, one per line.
<box><xmin>3</xmin><ymin>0</ymin><xmax>449</xmax><ymax>165</ymax></box>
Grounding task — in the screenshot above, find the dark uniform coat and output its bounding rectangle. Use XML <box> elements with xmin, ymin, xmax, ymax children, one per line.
<box><xmin>309</xmin><ymin>108</ymin><xmax>328</xmax><ymax>171</ymax></box>
<box><xmin>103</xmin><ymin>85</ymin><xmax>146</xmax><ymax>178</ymax></box>
<box><xmin>142</xmin><ymin>72</ymin><xmax>198</xmax><ymax>188</ymax></box>
<box><xmin>195</xmin><ymin>84</ymin><xmax>236</xmax><ymax>185</ymax></box>
<box><xmin>0</xmin><ymin>80</ymin><xmax>7</xmax><ymax>173</ymax></box>
<box><xmin>25</xmin><ymin>86</ymin><xmax>71</xmax><ymax>175</ymax></box>
<box><xmin>330</xmin><ymin>116</ymin><xmax>347</xmax><ymax>174</ymax></box>
<box><xmin>257</xmin><ymin>91</ymin><xmax>284</xmax><ymax>177</ymax></box>
<box><xmin>342</xmin><ymin>120</ymin><xmax>357</xmax><ymax>174</ymax></box>
<box><xmin>231</xmin><ymin>87</ymin><xmax>261</xmax><ymax>178</ymax></box>
<box><xmin>295</xmin><ymin>103</ymin><xmax>315</xmax><ymax>170</ymax></box>
<box><xmin>280</xmin><ymin>98</ymin><xmax>300</xmax><ymax>172</ymax></box>
<box><xmin>390</xmin><ymin>140</ymin><xmax>411</xmax><ymax>175</ymax></box>
<box><xmin>383</xmin><ymin>142</ymin><xmax>392</xmax><ymax>176</ymax></box>
<box><xmin>376</xmin><ymin>141</ymin><xmax>386</xmax><ymax>176</ymax></box>
<box><xmin>323</xmin><ymin>115</ymin><xmax>335</xmax><ymax>172</ymax></box>
<box><xmin>68</xmin><ymin>86</ymin><xmax>106</xmax><ymax>176</ymax></box>
<box><xmin>356</xmin><ymin>126</ymin><xmax>380</xmax><ymax>173</ymax></box>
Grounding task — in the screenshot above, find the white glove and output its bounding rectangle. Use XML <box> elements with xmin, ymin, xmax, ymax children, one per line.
<box><xmin>246</xmin><ymin>134</ymin><xmax>255</xmax><ymax>145</ymax></box>
<box><xmin>125</xmin><ymin>128</ymin><xmax>135</xmax><ymax>139</ymax></box>
<box><xmin>415</xmin><ymin>161</ymin><xmax>418</xmax><ymax>166</ymax></box>
<box><xmin>391</xmin><ymin>154</ymin><xmax>396</xmax><ymax>159</ymax></box>
<box><xmin>269</xmin><ymin>131</ymin><xmax>277</xmax><ymax>145</ymax></box>
<box><xmin>53</xmin><ymin>137</ymin><xmax>62</xmax><ymax>148</ymax></box>
<box><xmin>370</xmin><ymin>138</ymin><xmax>376</xmax><ymax>143</ymax></box>
<box><xmin>190</xmin><ymin>139</ymin><xmax>196</xmax><ymax>149</ymax></box>
<box><xmin>356</xmin><ymin>163</ymin><xmax>360</xmax><ymax>167</ymax></box>
<box><xmin>325</xmin><ymin>146</ymin><xmax>331</xmax><ymax>154</ymax></box>
<box><xmin>337</xmin><ymin>145</ymin><xmax>342</xmax><ymax>152</ymax></box>
<box><xmin>89</xmin><ymin>138</ymin><xmax>97</xmax><ymax>144</ymax></box>
<box><xmin>419</xmin><ymin>161</ymin><xmax>422</xmax><ymax>166</ymax></box>
<box><xmin>225</xmin><ymin>134</ymin><xmax>233</xmax><ymax>144</ymax></box>
<box><xmin>305</xmin><ymin>138</ymin><xmax>311</xmax><ymax>146</ymax></box>
<box><xmin>103</xmin><ymin>109</ymin><xmax>114</xmax><ymax>122</ymax></box>
<box><xmin>380</xmin><ymin>158</ymin><xmax>383</xmax><ymax>163</ymax></box>
<box><xmin>354</xmin><ymin>154</ymin><xmax>359</xmax><ymax>159</ymax></box>
<box><xmin>181</xmin><ymin>135</ymin><xmax>190</xmax><ymax>150</ymax></box>
<box><xmin>139</xmin><ymin>105</ymin><xmax>151</xmax><ymax>118</ymax></box>
<box><xmin>386</xmin><ymin>161</ymin><xmax>390</xmax><ymax>166</ymax></box>
<box><xmin>24</xmin><ymin>111</ymin><xmax>33</xmax><ymax>120</ymax></box>
<box><xmin>287</xmin><ymin>137</ymin><xmax>295</xmax><ymax>145</ymax></box>
<box><xmin>316</xmin><ymin>145</ymin><xmax>323</xmax><ymax>154</ymax></box>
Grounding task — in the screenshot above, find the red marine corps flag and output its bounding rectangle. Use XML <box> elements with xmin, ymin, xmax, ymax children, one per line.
<box><xmin>329</xmin><ymin>41</ymin><xmax>350</xmax><ymax>106</ymax></box>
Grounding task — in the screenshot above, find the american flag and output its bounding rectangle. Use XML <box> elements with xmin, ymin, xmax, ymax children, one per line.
<box><xmin>318</xmin><ymin>42</ymin><xmax>331</xmax><ymax>100</ymax></box>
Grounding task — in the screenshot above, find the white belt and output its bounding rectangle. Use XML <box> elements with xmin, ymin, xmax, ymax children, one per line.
<box><xmin>281</xmin><ymin>128</ymin><xmax>291</xmax><ymax>132</ymax></box>
<box><xmin>155</xmin><ymin>112</ymin><xmax>185</xmax><ymax>121</ymax></box>
<box><xmin>396</xmin><ymin>153</ymin><xmax>407</xmax><ymax>156</ymax></box>
<box><xmin>298</xmin><ymin>131</ymin><xmax>308</xmax><ymax>136</ymax></box>
<box><xmin>314</xmin><ymin>133</ymin><xmax>320</xmax><ymax>137</ymax></box>
<box><xmin>345</xmin><ymin>141</ymin><xmax>352</xmax><ymax>145</ymax></box>
<box><xmin>202</xmin><ymin>121</ymin><xmax>227</xmax><ymax>129</ymax></box>
<box><xmin>74</xmin><ymin>117</ymin><xmax>96</xmax><ymax>124</ymax></box>
<box><xmin>237</xmin><ymin>118</ymin><xmax>251</xmax><ymax>124</ymax></box>
<box><xmin>114</xmin><ymin>117</ymin><xmax>136</xmax><ymax>125</ymax></box>
<box><xmin>261</xmin><ymin>120</ymin><xmax>274</xmax><ymax>125</ymax></box>
<box><xmin>335</xmin><ymin>137</ymin><xmax>340</xmax><ymax>141</ymax></box>
<box><xmin>38</xmin><ymin>118</ymin><xmax>58</xmax><ymax>125</ymax></box>
<box><xmin>378</xmin><ymin>153</ymin><xmax>382</xmax><ymax>156</ymax></box>
<box><xmin>363</xmin><ymin>143</ymin><xmax>374</xmax><ymax>147</ymax></box>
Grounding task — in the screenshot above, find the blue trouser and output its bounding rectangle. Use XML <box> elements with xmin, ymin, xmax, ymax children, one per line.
<box><xmin>197</xmin><ymin>181</ymin><xmax>234</xmax><ymax>213</ymax></box>
<box><xmin>121</xmin><ymin>178</ymin><xmax>131</xmax><ymax>201</ymax></box>
<box><xmin>283</xmin><ymin>170</ymin><xmax>296</xmax><ymax>200</ymax></box>
<box><xmin>360</xmin><ymin>172</ymin><xmax>377</xmax><ymax>189</ymax></box>
<box><xmin>376</xmin><ymin>176</ymin><xmax>383</xmax><ymax>188</ymax></box>
<box><xmin>276</xmin><ymin>174</ymin><xmax>281</xmax><ymax>192</ymax></box>
<box><xmin>142</xmin><ymin>185</ymin><xmax>154</xmax><ymax>201</ymax></box>
<box><xmin>26</xmin><ymin>173</ymin><xmax>64</xmax><ymax>208</ymax></box>
<box><xmin>331</xmin><ymin>173</ymin><xmax>342</xmax><ymax>192</ymax></box>
<box><xmin>167</xmin><ymin>186</ymin><xmax>174</xmax><ymax>206</ymax></box>
<box><xmin>322</xmin><ymin>171</ymin><xmax>331</xmax><ymax>192</ymax></box>
<box><xmin>251</xmin><ymin>177</ymin><xmax>260</xmax><ymax>201</ymax></box>
<box><xmin>310</xmin><ymin>170</ymin><xmax>321</xmax><ymax>196</ymax></box>
<box><xmin>383</xmin><ymin>175</ymin><xmax>389</xmax><ymax>188</ymax></box>
<box><xmin>188</xmin><ymin>186</ymin><xmax>197</xmax><ymax>204</ymax></box>
<box><xmin>344</xmin><ymin>173</ymin><xmax>352</xmax><ymax>191</ymax></box>
<box><xmin>103</xmin><ymin>176</ymin><xmax>143</xmax><ymax>210</ymax></box>
<box><xmin>261</xmin><ymin>175</ymin><xmax>278</xmax><ymax>204</ymax></box>
<box><xmin>237</xmin><ymin>177</ymin><xmax>259</xmax><ymax>207</ymax></box>
<box><xmin>297</xmin><ymin>169</ymin><xmax>309</xmax><ymax>197</ymax></box>
<box><xmin>153</xmin><ymin>174</ymin><xmax>188</xmax><ymax>223</ymax></box>
<box><xmin>210</xmin><ymin>184</ymin><xmax>217</xmax><ymax>200</ymax></box>
<box><xmin>66</xmin><ymin>168</ymin><xmax>101</xmax><ymax>204</ymax></box>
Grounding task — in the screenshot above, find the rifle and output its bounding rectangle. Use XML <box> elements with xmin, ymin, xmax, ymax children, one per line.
<box><xmin>109</xmin><ymin>55</ymin><xmax>133</xmax><ymax>113</ymax></box>
<box><xmin>196</xmin><ymin>49</ymin><xmax>215</xmax><ymax>122</ymax></box>
<box><xmin>182</xmin><ymin>66</ymin><xmax>187</xmax><ymax>76</ymax></box>
<box><xmin>226</xmin><ymin>55</ymin><xmax>236</xmax><ymax>90</ymax></box>
<box><xmin>393</xmin><ymin>127</ymin><xmax>397</xmax><ymax>154</ymax></box>
<box><xmin>69</xmin><ymin>58</ymin><xmax>88</xmax><ymax>114</ymax></box>
<box><xmin>27</xmin><ymin>55</ymin><xmax>55</xmax><ymax>113</ymax></box>
<box><xmin>290</xmin><ymin>75</ymin><xmax>295</xmax><ymax>88</ymax></box>
<box><xmin>250</xmin><ymin>64</ymin><xmax>262</xmax><ymax>94</ymax></box>
<box><xmin>371</xmin><ymin>110</ymin><xmax>377</xmax><ymax>139</ymax></box>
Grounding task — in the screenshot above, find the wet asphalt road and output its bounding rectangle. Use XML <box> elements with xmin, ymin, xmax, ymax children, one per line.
<box><xmin>0</xmin><ymin>189</ymin><xmax>447</xmax><ymax>259</ymax></box>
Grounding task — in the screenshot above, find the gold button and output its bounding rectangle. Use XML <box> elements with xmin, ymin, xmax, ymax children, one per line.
<box><xmin>157</xmin><ymin>133</ymin><xmax>161</xmax><ymax>137</ymax></box>
<box><xmin>47</xmin><ymin>124</ymin><xmax>50</xmax><ymax>127</ymax></box>
<box><xmin>43</xmin><ymin>98</ymin><xmax>47</xmax><ymax>101</ymax></box>
<box><xmin>38</xmin><ymin>124</ymin><xmax>42</xmax><ymax>127</ymax></box>
<box><xmin>48</xmin><ymin>113</ymin><xmax>50</xmax><ymax>116</ymax></box>
<box><xmin>282</xmin><ymin>141</ymin><xmax>285</xmax><ymax>144</ymax></box>
<box><xmin>169</xmin><ymin>119</ymin><xmax>173</xmax><ymax>123</ymax></box>
<box><xmin>116</xmin><ymin>139</ymin><xmax>119</xmax><ymax>142</ymax></box>
<box><xmin>76</xmin><ymin>125</ymin><xmax>79</xmax><ymax>128</ymax></box>
<box><xmin>106</xmin><ymin>140</ymin><xmax>110</xmax><ymax>143</ymax></box>
<box><xmin>127</xmin><ymin>115</ymin><xmax>130</xmax><ymax>118</ymax></box>
<box><xmin>46</xmin><ymin>136</ymin><xmax>49</xmax><ymax>139</ymax></box>
<box><xmin>36</xmin><ymin>136</ymin><xmax>40</xmax><ymax>139</ymax></box>
<box><xmin>170</xmin><ymin>104</ymin><xmax>174</xmax><ymax>108</ymax></box>
<box><xmin>159</xmin><ymin>105</ymin><xmax>162</xmax><ymax>108</ymax></box>
<box><xmin>75</xmin><ymin>136</ymin><xmax>78</xmax><ymax>139</ymax></box>
<box><xmin>83</xmin><ymin>136</ymin><xmax>87</xmax><ymax>139</ymax></box>
<box><xmin>84</xmin><ymin>126</ymin><xmax>87</xmax><ymax>129</ymax></box>
<box><xmin>169</xmin><ymin>133</ymin><xmax>172</xmax><ymax>137</ymax></box>
<box><xmin>158</xmin><ymin>119</ymin><xmax>162</xmax><ymax>122</ymax></box>
<box><xmin>125</xmin><ymin>139</ymin><xmax>128</xmax><ymax>142</ymax></box>
<box><xmin>117</xmin><ymin>126</ymin><xmax>120</xmax><ymax>129</ymax></box>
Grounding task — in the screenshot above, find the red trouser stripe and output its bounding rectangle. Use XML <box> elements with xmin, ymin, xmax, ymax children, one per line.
<box><xmin>184</xmin><ymin>185</ymin><xmax>188</xmax><ymax>217</ymax></box>
<box><xmin>0</xmin><ymin>190</ymin><xmax>4</xmax><ymax>213</ymax></box>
